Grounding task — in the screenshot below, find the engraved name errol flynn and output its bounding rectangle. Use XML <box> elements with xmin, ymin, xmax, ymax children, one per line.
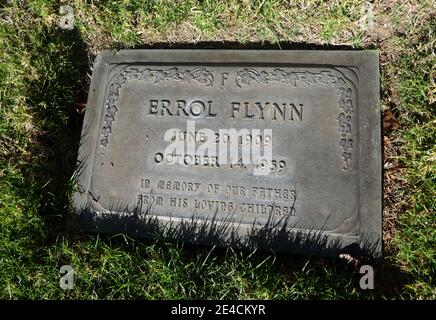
<box><xmin>73</xmin><ymin>50</ymin><xmax>382</xmax><ymax>257</ymax></box>
<box><xmin>146</xmin><ymin>98</ymin><xmax>303</xmax><ymax>122</ymax></box>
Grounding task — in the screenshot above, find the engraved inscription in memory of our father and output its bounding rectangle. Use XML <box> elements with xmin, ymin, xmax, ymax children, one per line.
<box><xmin>73</xmin><ymin>50</ymin><xmax>382</xmax><ymax>257</ymax></box>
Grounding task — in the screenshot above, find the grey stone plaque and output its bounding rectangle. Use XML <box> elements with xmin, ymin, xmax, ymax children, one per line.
<box><xmin>73</xmin><ymin>50</ymin><xmax>381</xmax><ymax>257</ymax></box>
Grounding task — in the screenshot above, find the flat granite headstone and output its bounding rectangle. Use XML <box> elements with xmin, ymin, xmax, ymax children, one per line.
<box><xmin>73</xmin><ymin>50</ymin><xmax>382</xmax><ymax>257</ymax></box>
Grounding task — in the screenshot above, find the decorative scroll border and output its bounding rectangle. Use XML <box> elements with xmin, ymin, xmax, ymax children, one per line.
<box><xmin>235</xmin><ymin>68</ymin><xmax>354</xmax><ymax>170</ymax></box>
<box><xmin>99</xmin><ymin>66</ymin><xmax>214</xmax><ymax>152</ymax></box>
<box><xmin>99</xmin><ymin>66</ymin><xmax>354</xmax><ymax>170</ymax></box>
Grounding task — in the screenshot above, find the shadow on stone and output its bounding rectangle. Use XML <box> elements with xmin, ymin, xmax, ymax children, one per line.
<box><xmin>73</xmin><ymin>197</ymin><xmax>381</xmax><ymax>259</ymax></box>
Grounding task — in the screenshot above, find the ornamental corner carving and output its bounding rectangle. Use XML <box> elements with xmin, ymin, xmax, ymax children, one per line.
<box><xmin>235</xmin><ymin>68</ymin><xmax>354</xmax><ymax>170</ymax></box>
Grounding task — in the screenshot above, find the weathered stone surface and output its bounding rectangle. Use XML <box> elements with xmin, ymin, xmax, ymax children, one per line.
<box><xmin>73</xmin><ymin>50</ymin><xmax>382</xmax><ymax>257</ymax></box>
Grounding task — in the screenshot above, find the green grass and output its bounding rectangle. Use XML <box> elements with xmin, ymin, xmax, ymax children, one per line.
<box><xmin>0</xmin><ymin>0</ymin><xmax>435</xmax><ymax>299</ymax></box>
